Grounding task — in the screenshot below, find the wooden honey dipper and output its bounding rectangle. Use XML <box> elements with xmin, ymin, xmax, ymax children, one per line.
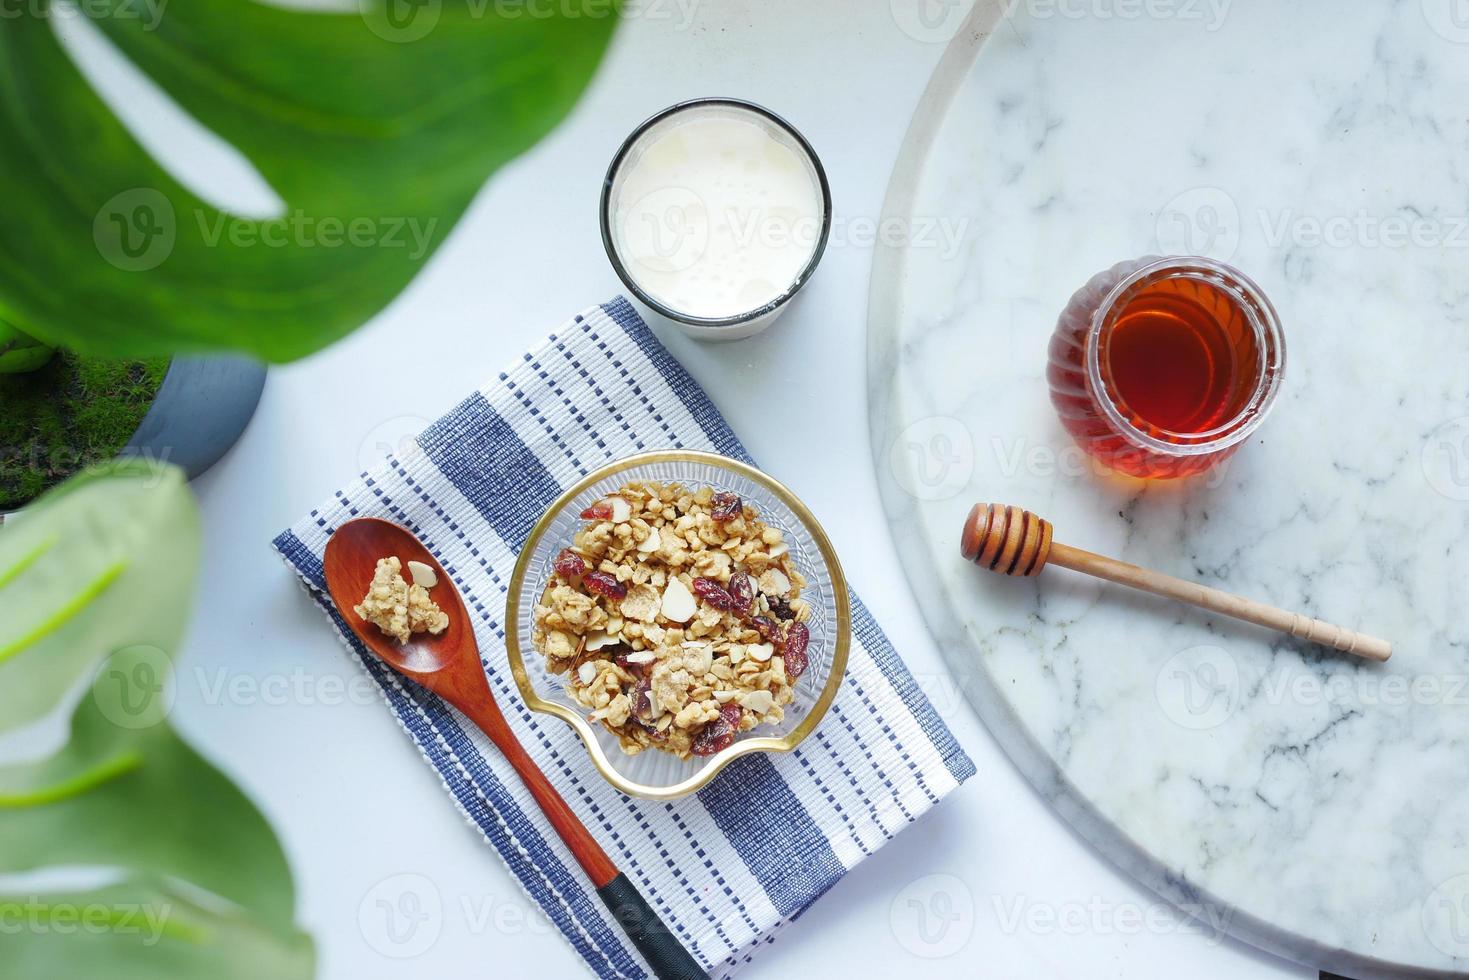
<box><xmin>960</xmin><ymin>503</ymin><xmax>1392</xmax><ymax>662</ymax></box>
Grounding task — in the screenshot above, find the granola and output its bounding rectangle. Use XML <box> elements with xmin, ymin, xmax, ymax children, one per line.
<box><xmin>532</xmin><ymin>481</ymin><xmax>813</xmax><ymax>759</ymax></box>
<box><xmin>355</xmin><ymin>556</ymin><xmax>449</xmax><ymax>643</ymax></box>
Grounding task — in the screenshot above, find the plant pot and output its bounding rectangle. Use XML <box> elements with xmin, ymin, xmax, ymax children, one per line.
<box><xmin>122</xmin><ymin>355</ymin><xmax>266</xmax><ymax>479</ymax></box>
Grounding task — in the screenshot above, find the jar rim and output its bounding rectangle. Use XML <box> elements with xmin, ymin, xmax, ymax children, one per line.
<box><xmin>1084</xmin><ymin>255</ymin><xmax>1287</xmax><ymax>457</ymax></box>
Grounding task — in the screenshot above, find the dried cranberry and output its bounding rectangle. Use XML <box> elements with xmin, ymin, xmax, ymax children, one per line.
<box><xmin>750</xmin><ymin>615</ymin><xmax>782</xmax><ymax>644</ymax></box>
<box><xmin>583</xmin><ymin>571</ymin><xmax>628</xmax><ymax>600</ymax></box>
<box><xmin>692</xmin><ymin>577</ymin><xmax>735</xmax><ymax>610</ymax></box>
<box><xmin>783</xmin><ymin>622</ymin><xmax>810</xmax><ymax>679</ymax></box>
<box><xmin>614</xmin><ymin>649</ymin><xmax>648</xmax><ymax>677</ymax></box>
<box><xmin>710</xmin><ymin>492</ymin><xmax>742</xmax><ymax>522</ymax></box>
<box><xmin>580</xmin><ymin>499</ymin><xmax>612</xmax><ymax>520</ymax></box>
<box><xmin>691</xmin><ymin>703</ymin><xmax>744</xmax><ymax>756</ymax></box>
<box><xmin>632</xmin><ymin>677</ymin><xmax>654</xmax><ymax>721</ymax></box>
<box><xmin>552</xmin><ymin>548</ymin><xmax>589</xmax><ymax>580</ymax></box>
<box><xmin>766</xmin><ymin>594</ymin><xmax>795</xmax><ymax>621</ymax></box>
<box><xmin>727</xmin><ymin>573</ymin><xmax>755</xmax><ymax>616</ymax></box>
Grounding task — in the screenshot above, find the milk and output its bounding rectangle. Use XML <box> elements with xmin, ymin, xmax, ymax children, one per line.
<box><xmin>608</xmin><ymin>107</ymin><xmax>826</xmax><ymax>333</ymax></box>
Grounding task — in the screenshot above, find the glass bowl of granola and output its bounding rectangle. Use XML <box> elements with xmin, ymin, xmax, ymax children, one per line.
<box><xmin>505</xmin><ymin>450</ymin><xmax>850</xmax><ymax>800</ymax></box>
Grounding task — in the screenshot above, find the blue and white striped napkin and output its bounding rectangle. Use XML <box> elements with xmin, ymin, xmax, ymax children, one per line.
<box><xmin>273</xmin><ymin>298</ymin><xmax>974</xmax><ymax>978</ymax></box>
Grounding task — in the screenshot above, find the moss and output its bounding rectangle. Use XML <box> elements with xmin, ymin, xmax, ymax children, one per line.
<box><xmin>0</xmin><ymin>352</ymin><xmax>169</xmax><ymax>510</ymax></box>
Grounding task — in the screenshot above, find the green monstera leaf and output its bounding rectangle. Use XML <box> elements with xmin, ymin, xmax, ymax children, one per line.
<box><xmin>0</xmin><ymin>462</ymin><xmax>312</xmax><ymax>977</ymax></box>
<box><xmin>0</xmin><ymin>0</ymin><xmax>618</xmax><ymax>362</ymax></box>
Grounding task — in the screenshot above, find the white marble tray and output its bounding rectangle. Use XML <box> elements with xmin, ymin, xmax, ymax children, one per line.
<box><xmin>869</xmin><ymin>2</ymin><xmax>1469</xmax><ymax>976</ymax></box>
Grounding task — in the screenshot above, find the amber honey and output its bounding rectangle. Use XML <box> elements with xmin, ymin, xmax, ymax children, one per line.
<box><xmin>1047</xmin><ymin>256</ymin><xmax>1285</xmax><ymax>480</ymax></box>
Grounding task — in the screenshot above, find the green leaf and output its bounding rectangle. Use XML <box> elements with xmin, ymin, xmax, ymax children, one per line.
<box><xmin>0</xmin><ymin>465</ymin><xmax>312</xmax><ymax>977</ymax></box>
<box><xmin>0</xmin><ymin>320</ymin><xmax>55</xmax><ymax>374</ymax></box>
<box><xmin>0</xmin><ymin>0</ymin><xmax>617</xmax><ymax>361</ymax></box>
<box><xmin>0</xmin><ymin>459</ymin><xmax>198</xmax><ymax>727</ymax></box>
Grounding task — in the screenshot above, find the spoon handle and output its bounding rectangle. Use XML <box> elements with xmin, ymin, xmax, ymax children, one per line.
<box><xmin>456</xmin><ymin>696</ymin><xmax>708</xmax><ymax>980</ymax></box>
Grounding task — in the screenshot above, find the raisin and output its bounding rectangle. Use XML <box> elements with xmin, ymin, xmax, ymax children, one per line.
<box><xmin>766</xmin><ymin>594</ymin><xmax>795</xmax><ymax>621</ymax></box>
<box><xmin>727</xmin><ymin>572</ymin><xmax>756</xmax><ymax>617</ymax></box>
<box><xmin>632</xmin><ymin>677</ymin><xmax>654</xmax><ymax>722</ymax></box>
<box><xmin>710</xmin><ymin>492</ymin><xmax>743</xmax><ymax>523</ymax></box>
<box><xmin>584</xmin><ymin>571</ymin><xmax>628</xmax><ymax>601</ymax></box>
<box><xmin>692</xmin><ymin>577</ymin><xmax>735</xmax><ymax>610</ymax></box>
<box><xmin>783</xmin><ymin>622</ymin><xmax>810</xmax><ymax>679</ymax></box>
<box><xmin>552</xmin><ymin>548</ymin><xmax>589</xmax><ymax>581</ymax></box>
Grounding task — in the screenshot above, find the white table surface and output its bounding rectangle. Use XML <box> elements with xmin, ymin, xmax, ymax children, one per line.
<box><xmin>168</xmin><ymin>2</ymin><xmax>1316</xmax><ymax>977</ymax></box>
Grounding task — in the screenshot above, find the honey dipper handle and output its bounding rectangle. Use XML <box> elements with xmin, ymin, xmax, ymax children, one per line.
<box><xmin>1047</xmin><ymin>543</ymin><xmax>1393</xmax><ymax>662</ymax></box>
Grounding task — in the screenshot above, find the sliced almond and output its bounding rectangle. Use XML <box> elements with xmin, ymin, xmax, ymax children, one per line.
<box><xmin>767</xmin><ymin>543</ymin><xmax>789</xmax><ymax>559</ymax></box>
<box><xmin>739</xmin><ymin>690</ymin><xmax>774</xmax><ymax>714</ymax></box>
<box><xmin>660</xmin><ymin>576</ymin><xmax>697</xmax><ymax>624</ymax></box>
<box><xmin>577</xmin><ymin>662</ymin><xmax>598</xmax><ymax>686</ymax></box>
<box><xmin>624</xmin><ymin>651</ymin><xmax>656</xmax><ymax>665</ymax></box>
<box><xmin>637</xmin><ymin>526</ymin><xmax>662</xmax><ymax>553</ymax></box>
<box><xmin>406</xmin><ymin>560</ymin><xmax>439</xmax><ymax>589</ymax></box>
<box><xmin>610</xmin><ymin>496</ymin><xmax>632</xmax><ymax>523</ymax></box>
<box><xmin>758</xmin><ymin>568</ymin><xmax>791</xmax><ymax>598</ymax></box>
<box><xmin>747</xmin><ymin>642</ymin><xmax>774</xmax><ymax>663</ymax></box>
<box><xmin>712</xmin><ymin>690</ymin><xmax>738</xmax><ymax>703</ymax></box>
<box><xmin>585</xmin><ymin>631</ymin><xmax>621</xmax><ymax>651</ymax></box>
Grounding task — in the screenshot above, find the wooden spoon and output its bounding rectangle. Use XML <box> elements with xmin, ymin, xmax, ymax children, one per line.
<box><xmin>961</xmin><ymin>503</ymin><xmax>1392</xmax><ymax>661</ymax></box>
<box><xmin>324</xmin><ymin>517</ymin><xmax>707</xmax><ymax>980</ymax></box>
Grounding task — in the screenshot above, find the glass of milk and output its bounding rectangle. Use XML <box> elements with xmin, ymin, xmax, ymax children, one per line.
<box><xmin>601</xmin><ymin>99</ymin><xmax>831</xmax><ymax>341</ymax></box>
